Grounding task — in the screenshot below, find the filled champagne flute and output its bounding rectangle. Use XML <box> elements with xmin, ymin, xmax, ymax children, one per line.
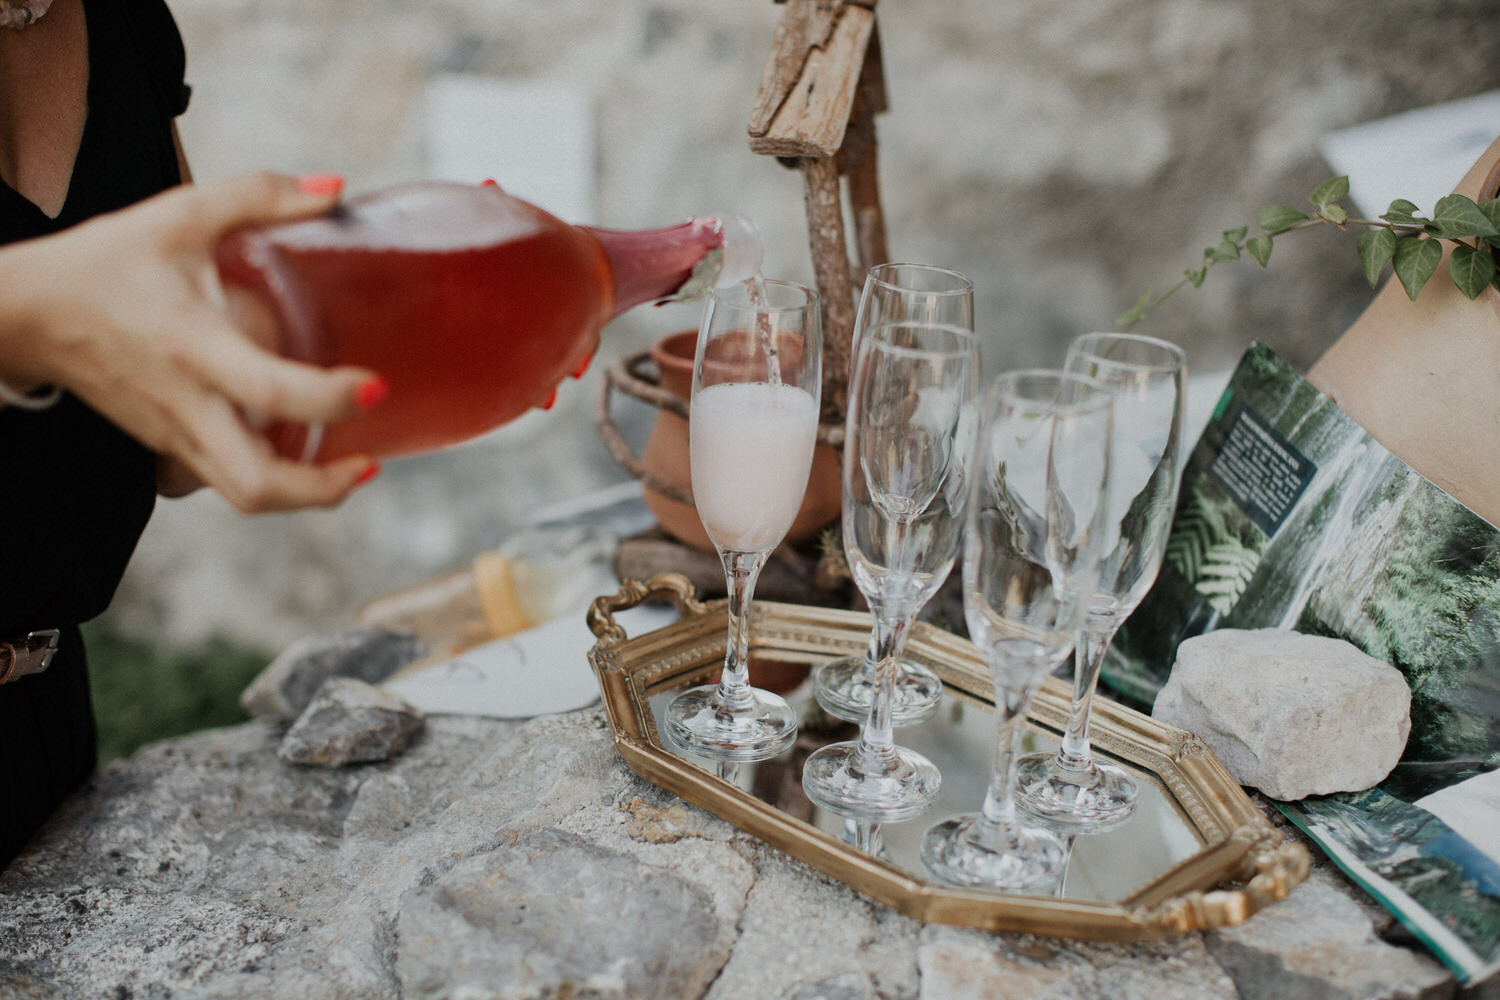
<box><xmin>801</xmin><ymin>320</ymin><xmax>979</xmax><ymax>822</ymax></box>
<box><xmin>813</xmin><ymin>263</ymin><xmax>975</xmax><ymax>728</ymax></box>
<box><xmin>1013</xmin><ymin>333</ymin><xmax>1186</xmax><ymax>832</ymax></box>
<box><xmin>662</xmin><ymin>279</ymin><xmax>822</xmax><ymax>762</ymax></box>
<box><xmin>921</xmin><ymin>370</ymin><xmax>1113</xmax><ymax>892</ymax></box>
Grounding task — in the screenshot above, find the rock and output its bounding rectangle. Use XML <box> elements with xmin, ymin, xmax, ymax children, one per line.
<box><xmin>394</xmin><ymin>828</ymin><xmax>723</xmax><ymax>999</ymax></box>
<box><xmin>278</xmin><ymin>677</ymin><xmax>425</xmax><ymax>766</ymax></box>
<box><xmin>1205</xmin><ymin>869</ymin><xmax>1452</xmax><ymax>1000</ymax></box>
<box><xmin>917</xmin><ymin>926</ymin><xmax>1239</xmax><ymax>1000</ymax></box>
<box><xmin>0</xmin><ymin>713</ymin><xmax>1461</xmax><ymax>999</ymax></box>
<box><xmin>1153</xmin><ymin>629</ymin><xmax>1410</xmax><ymax>800</ymax></box>
<box><xmin>242</xmin><ymin>627</ymin><xmax>425</xmax><ymax>721</ymax></box>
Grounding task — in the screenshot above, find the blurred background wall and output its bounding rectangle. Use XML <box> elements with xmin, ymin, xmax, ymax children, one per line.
<box><xmin>100</xmin><ymin>0</ymin><xmax>1500</xmax><ymax>659</ymax></box>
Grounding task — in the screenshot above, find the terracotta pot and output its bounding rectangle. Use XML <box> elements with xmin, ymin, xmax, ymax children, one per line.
<box><xmin>641</xmin><ymin>329</ymin><xmax>842</xmax><ymax>551</ymax></box>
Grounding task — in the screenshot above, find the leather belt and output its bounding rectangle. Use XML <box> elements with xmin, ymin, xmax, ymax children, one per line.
<box><xmin>0</xmin><ymin>628</ymin><xmax>59</xmax><ymax>685</ymax></box>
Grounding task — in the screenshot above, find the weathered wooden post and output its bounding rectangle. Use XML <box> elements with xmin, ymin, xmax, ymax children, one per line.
<box><xmin>747</xmin><ymin>0</ymin><xmax>889</xmax><ymax>422</ymax></box>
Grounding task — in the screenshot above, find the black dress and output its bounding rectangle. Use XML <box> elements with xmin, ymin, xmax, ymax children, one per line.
<box><xmin>0</xmin><ymin>0</ymin><xmax>190</xmax><ymax>869</ymax></box>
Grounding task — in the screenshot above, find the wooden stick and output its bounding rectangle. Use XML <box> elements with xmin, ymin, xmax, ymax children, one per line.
<box><xmin>845</xmin><ymin>113</ymin><xmax>887</xmax><ymax>274</ymax></box>
<box><xmin>802</xmin><ymin>155</ymin><xmax>854</xmax><ymax>417</ymax></box>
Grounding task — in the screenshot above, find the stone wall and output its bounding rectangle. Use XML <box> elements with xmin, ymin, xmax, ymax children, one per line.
<box><xmin>105</xmin><ymin>0</ymin><xmax>1500</xmax><ymax>649</ymax></box>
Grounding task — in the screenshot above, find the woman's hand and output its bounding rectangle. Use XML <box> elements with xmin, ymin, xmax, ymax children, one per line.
<box><xmin>0</xmin><ymin>171</ymin><xmax>384</xmax><ymax>513</ymax></box>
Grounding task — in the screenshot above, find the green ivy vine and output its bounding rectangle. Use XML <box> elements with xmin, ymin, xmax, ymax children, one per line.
<box><xmin>1117</xmin><ymin>176</ymin><xmax>1500</xmax><ymax>328</ymax></box>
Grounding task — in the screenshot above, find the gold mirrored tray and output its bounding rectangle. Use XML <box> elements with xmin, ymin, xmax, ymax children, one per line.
<box><xmin>586</xmin><ymin>574</ymin><xmax>1308</xmax><ymax>940</ymax></box>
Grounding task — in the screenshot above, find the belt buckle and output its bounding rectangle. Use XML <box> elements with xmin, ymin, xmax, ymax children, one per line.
<box><xmin>0</xmin><ymin>628</ymin><xmax>59</xmax><ymax>684</ymax></box>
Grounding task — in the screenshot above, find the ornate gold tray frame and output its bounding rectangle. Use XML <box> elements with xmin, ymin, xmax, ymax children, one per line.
<box><xmin>587</xmin><ymin>574</ymin><xmax>1308</xmax><ymax>940</ymax></box>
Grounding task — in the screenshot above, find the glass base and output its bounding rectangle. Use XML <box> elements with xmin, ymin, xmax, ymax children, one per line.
<box><xmin>801</xmin><ymin>740</ymin><xmax>941</xmax><ymax>823</ymax></box>
<box><xmin>811</xmin><ymin>655</ymin><xmax>944</xmax><ymax>727</ymax></box>
<box><xmin>662</xmin><ymin>684</ymin><xmax>798</xmax><ymax>763</ymax></box>
<box><xmin>1013</xmin><ymin>751</ymin><xmax>1139</xmax><ymax>833</ymax></box>
<box><xmin>920</xmin><ymin>814</ymin><xmax>1066</xmax><ymax>893</ymax></box>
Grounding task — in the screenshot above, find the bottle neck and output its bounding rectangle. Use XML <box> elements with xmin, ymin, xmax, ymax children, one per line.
<box><xmin>584</xmin><ymin>218</ymin><xmax>728</xmax><ymax>320</ymax></box>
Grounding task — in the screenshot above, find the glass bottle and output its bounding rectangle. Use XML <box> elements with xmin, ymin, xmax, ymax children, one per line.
<box><xmin>216</xmin><ymin>181</ymin><xmax>761</xmax><ymax>461</ymax></box>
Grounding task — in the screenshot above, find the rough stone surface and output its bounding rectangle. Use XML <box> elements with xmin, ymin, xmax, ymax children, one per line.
<box><xmin>0</xmin><ymin>711</ymin><xmax>1478</xmax><ymax>999</ymax></box>
<box><xmin>277</xmin><ymin>677</ymin><xmax>425</xmax><ymax>766</ymax></box>
<box><xmin>1205</xmin><ymin>869</ymin><xmax>1453</xmax><ymax>1000</ymax></box>
<box><xmin>241</xmin><ymin>627</ymin><xmax>425</xmax><ymax>722</ymax></box>
<box><xmin>1153</xmin><ymin>628</ymin><xmax>1411</xmax><ymax>800</ymax></box>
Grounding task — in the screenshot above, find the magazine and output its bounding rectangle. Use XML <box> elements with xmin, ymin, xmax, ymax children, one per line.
<box><xmin>1106</xmin><ymin>342</ymin><xmax>1500</xmax><ymax>982</ymax></box>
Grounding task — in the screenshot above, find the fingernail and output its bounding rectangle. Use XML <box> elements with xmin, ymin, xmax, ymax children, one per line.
<box><xmin>543</xmin><ymin>386</ymin><xmax>559</xmax><ymax>411</ymax></box>
<box><xmin>355</xmin><ymin>461</ymin><xmax>380</xmax><ymax>487</ymax></box>
<box><xmin>297</xmin><ymin>173</ymin><xmax>345</xmax><ymax>197</ymax></box>
<box><xmin>356</xmin><ymin>375</ymin><xmax>390</xmax><ymax>411</ymax></box>
<box><xmin>480</xmin><ymin>178</ymin><xmax>500</xmax><ymax>188</ymax></box>
<box><xmin>570</xmin><ymin>351</ymin><xmax>594</xmax><ymax>379</ymax></box>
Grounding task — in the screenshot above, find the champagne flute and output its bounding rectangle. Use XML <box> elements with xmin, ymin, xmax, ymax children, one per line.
<box><xmin>662</xmin><ymin>279</ymin><xmax>822</xmax><ymax>762</ymax></box>
<box><xmin>921</xmin><ymin>370</ymin><xmax>1113</xmax><ymax>891</ymax></box>
<box><xmin>814</xmin><ymin>263</ymin><xmax>975</xmax><ymax>728</ymax></box>
<box><xmin>1014</xmin><ymin>333</ymin><xmax>1186</xmax><ymax>831</ymax></box>
<box><xmin>801</xmin><ymin>320</ymin><xmax>979</xmax><ymax>822</ymax></box>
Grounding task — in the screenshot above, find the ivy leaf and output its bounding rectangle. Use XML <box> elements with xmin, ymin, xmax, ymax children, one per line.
<box><xmin>1481</xmin><ymin>198</ymin><xmax>1500</xmax><ymax>234</ymax></box>
<box><xmin>1186</xmin><ymin>265</ymin><xmax>1208</xmax><ymax>288</ymax></box>
<box><xmin>1246</xmin><ymin>234</ymin><xmax>1274</xmax><ymax>267</ymax></box>
<box><xmin>1310</xmin><ymin>176</ymin><xmax>1350</xmax><ymax>209</ymax></box>
<box><xmin>1448</xmin><ymin>245</ymin><xmax>1497</xmax><ymax>300</ymax></box>
<box><xmin>1258</xmin><ymin>205</ymin><xmax>1308</xmax><ymax>232</ymax></box>
<box><xmin>1357</xmin><ymin>228</ymin><xmax>1396</xmax><ymax>287</ymax></box>
<box><xmin>1209</xmin><ymin>237</ymin><xmax>1241</xmax><ymax>263</ymax></box>
<box><xmin>1382</xmin><ymin>199</ymin><xmax>1425</xmax><ymax>225</ymax></box>
<box><xmin>1431</xmin><ymin>194</ymin><xmax>1500</xmax><ymax>238</ymax></box>
<box><xmin>1222</xmin><ymin>226</ymin><xmax>1248</xmax><ymax>244</ymax></box>
<box><xmin>1321</xmin><ymin>204</ymin><xmax>1348</xmax><ymax>225</ymax></box>
<box><xmin>1392</xmin><ymin>236</ymin><xmax>1443</xmax><ymax>301</ymax></box>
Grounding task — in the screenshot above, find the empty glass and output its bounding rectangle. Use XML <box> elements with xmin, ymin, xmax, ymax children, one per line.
<box><xmin>1014</xmin><ymin>333</ymin><xmax>1186</xmax><ymax>831</ymax></box>
<box><xmin>802</xmin><ymin>320</ymin><xmax>979</xmax><ymax>822</ymax></box>
<box><xmin>922</xmin><ymin>370</ymin><xmax>1113</xmax><ymax>892</ymax></box>
<box><xmin>813</xmin><ymin>263</ymin><xmax>975</xmax><ymax>727</ymax></box>
<box><xmin>662</xmin><ymin>279</ymin><xmax>822</xmax><ymax>762</ymax></box>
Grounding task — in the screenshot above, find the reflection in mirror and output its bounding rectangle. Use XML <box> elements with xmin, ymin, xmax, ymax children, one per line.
<box><xmin>649</xmin><ymin>665</ymin><xmax>1204</xmax><ymax>902</ymax></box>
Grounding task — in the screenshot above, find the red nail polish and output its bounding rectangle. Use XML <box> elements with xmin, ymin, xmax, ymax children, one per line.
<box><xmin>543</xmin><ymin>386</ymin><xmax>559</xmax><ymax>411</ymax></box>
<box><xmin>355</xmin><ymin>462</ymin><xmax>380</xmax><ymax>486</ymax></box>
<box><xmin>480</xmin><ymin>179</ymin><xmax>500</xmax><ymax>188</ymax></box>
<box><xmin>297</xmin><ymin>173</ymin><xmax>345</xmax><ymax>197</ymax></box>
<box><xmin>570</xmin><ymin>351</ymin><xmax>594</xmax><ymax>379</ymax></box>
<box><xmin>356</xmin><ymin>376</ymin><xmax>390</xmax><ymax>410</ymax></box>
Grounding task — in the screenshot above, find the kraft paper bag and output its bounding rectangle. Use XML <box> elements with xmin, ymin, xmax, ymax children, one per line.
<box><xmin>1309</xmin><ymin>133</ymin><xmax>1500</xmax><ymax>527</ymax></box>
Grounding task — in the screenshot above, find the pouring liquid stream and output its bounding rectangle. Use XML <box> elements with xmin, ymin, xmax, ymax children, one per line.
<box><xmin>745</xmin><ymin>272</ymin><xmax>783</xmax><ymax>387</ymax></box>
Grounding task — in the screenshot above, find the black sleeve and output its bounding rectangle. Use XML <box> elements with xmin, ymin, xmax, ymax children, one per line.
<box><xmin>129</xmin><ymin>0</ymin><xmax>191</xmax><ymax>117</ymax></box>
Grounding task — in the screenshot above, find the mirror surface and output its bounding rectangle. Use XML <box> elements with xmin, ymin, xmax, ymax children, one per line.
<box><xmin>648</xmin><ymin>667</ymin><xmax>1204</xmax><ymax>903</ymax></box>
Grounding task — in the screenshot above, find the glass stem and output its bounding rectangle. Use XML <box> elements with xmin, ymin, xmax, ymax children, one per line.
<box><xmin>1053</xmin><ymin>832</ymin><xmax>1077</xmax><ymax>898</ymax></box>
<box><xmin>1057</xmin><ymin>621</ymin><xmax>1118</xmax><ymax>771</ymax></box>
<box><xmin>974</xmin><ymin>683</ymin><xmax>1031</xmax><ymax>848</ymax></box>
<box><xmin>715</xmin><ymin>549</ymin><xmax>768</xmax><ymax>715</ymax></box>
<box><xmin>846</xmin><ymin>818</ymin><xmax>883</xmax><ymax>856</ymax></box>
<box><xmin>852</xmin><ymin>602</ymin><xmax>914</xmax><ymax>776</ymax></box>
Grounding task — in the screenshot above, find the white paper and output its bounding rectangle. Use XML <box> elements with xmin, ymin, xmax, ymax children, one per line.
<box><xmin>1416</xmin><ymin>768</ymin><xmax>1500</xmax><ymax>867</ymax></box>
<box><xmin>1319</xmin><ymin>90</ymin><xmax>1500</xmax><ymax>218</ymax></box>
<box><xmin>384</xmin><ymin>603</ymin><xmax>679</xmax><ymax>719</ymax></box>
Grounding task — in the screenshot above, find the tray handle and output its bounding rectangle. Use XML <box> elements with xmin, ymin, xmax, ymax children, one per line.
<box><xmin>587</xmin><ymin>573</ymin><xmax>708</xmax><ymax>646</ymax></box>
<box><xmin>1137</xmin><ymin>826</ymin><xmax>1311</xmax><ymax>934</ymax></box>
